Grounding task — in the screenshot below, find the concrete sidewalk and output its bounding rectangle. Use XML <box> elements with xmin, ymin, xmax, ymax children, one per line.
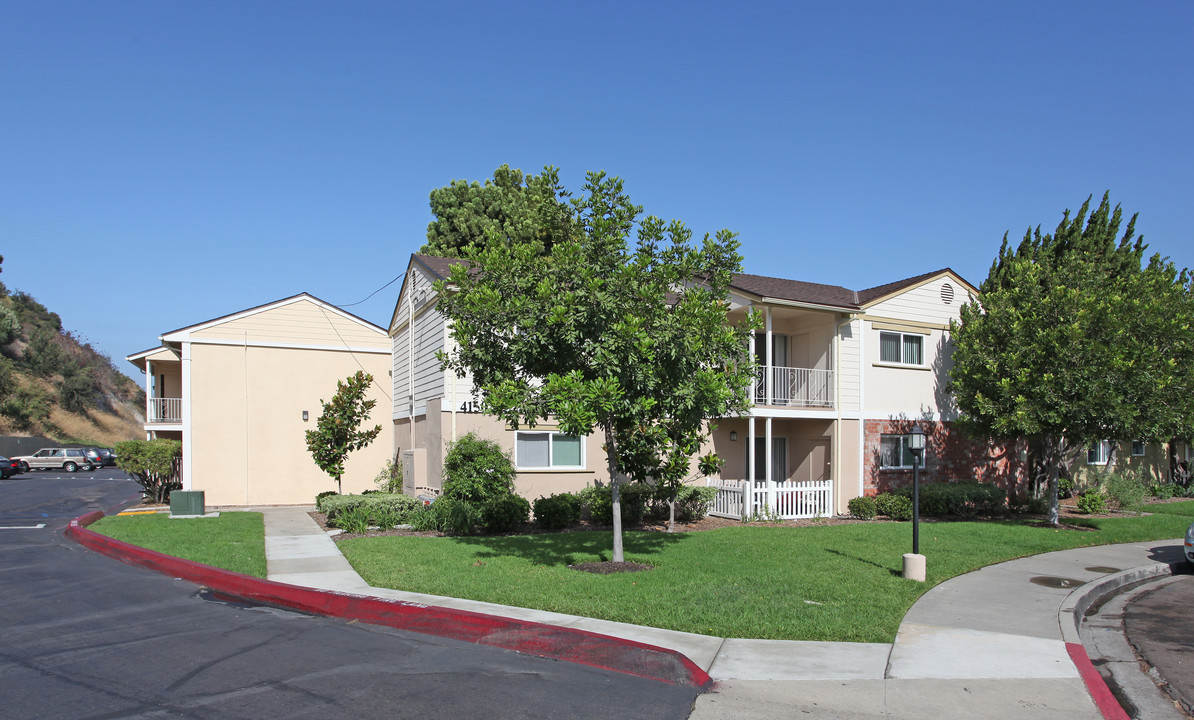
<box><xmin>256</xmin><ymin>505</ymin><xmax>1185</xmax><ymax>719</ymax></box>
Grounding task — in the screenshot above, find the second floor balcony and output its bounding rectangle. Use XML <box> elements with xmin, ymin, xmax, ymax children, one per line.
<box><xmin>754</xmin><ymin>366</ymin><xmax>833</xmax><ymax>409</ymax></box>
<box><xmin>147</xmin><ymin>397</ymin><xmax>182</xmax><ymax>424</ymax></box>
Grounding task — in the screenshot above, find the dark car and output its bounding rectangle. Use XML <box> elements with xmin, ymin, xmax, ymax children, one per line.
<box><xmin>6</xmin><ymin>456</ymin><xmax>22</xmax><ymax>474</ymax></box>
<box><xmin>85</xmin><ymin>448</ymin><xmax>117</xmax><ymax>467</ymax></box>
<box><xmin>0</xmin><ymin>456</ymin><xmax>15</xmax><ymax>479</ymax></box>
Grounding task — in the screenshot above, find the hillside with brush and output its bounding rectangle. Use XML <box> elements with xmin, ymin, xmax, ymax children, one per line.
<box><xmin>0</xmin><ymin>257</ymin><xmax>145</xmax><ymax>445</ymax></box>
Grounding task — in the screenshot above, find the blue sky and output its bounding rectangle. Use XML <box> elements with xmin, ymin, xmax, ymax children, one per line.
<box><xmin>4</xmin><ymin>1</ymin><xmax>1191</xmax><ymax>381</ymax></box>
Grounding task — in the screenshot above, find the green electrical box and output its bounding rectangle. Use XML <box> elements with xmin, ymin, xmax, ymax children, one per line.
<box><xmin>170</xmin><ymin>491</ymin><xmax>205</xmax><ymax>517</ymax></box>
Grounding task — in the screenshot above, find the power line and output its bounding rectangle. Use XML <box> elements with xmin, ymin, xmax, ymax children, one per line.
<box><xmin>338</xmin><ymin>272</ymin><xmax>405</xmax><ymax>307</ymax></box>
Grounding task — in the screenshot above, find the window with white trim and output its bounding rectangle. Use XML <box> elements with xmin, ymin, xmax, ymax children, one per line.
<box><xmin>515</xmin><ymin>431</ymin><xmax>584</xmax><ymax>469</ymax></box>
<box><xmin>1087</xmin><ymin>441</ymin><xmax>1111</xmax><ymax>465</ymax></box>
<box><xmin>879</xmin><ymin>331</ymin><xmax>924</xmax><ymax>365</ymax></box>
<box><xmin>880</xmin><ymin>434</ymin><xmax>922</xmax><ymax>469</ymax></box>
<box><xmin>1131</xmin><ymin>440</ymin><xmax>1146</xmax><ymax>457</ymax></box>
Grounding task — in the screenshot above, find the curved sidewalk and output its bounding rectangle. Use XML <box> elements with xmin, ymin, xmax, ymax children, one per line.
<box><xmin>78</xmin><ymin>505</ymin><xmax>1186</xmax><ymax>718</ymax></box>
<box><xmin>259</xmin><ymin>506</ymin><xmax>1186</xmax><ymax>719</ymax></box>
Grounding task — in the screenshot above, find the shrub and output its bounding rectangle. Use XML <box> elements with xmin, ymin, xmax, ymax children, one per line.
<box><xmin>647</xmin><ymin>485</ymin><xmax>719</xmax><ymax>524</ymax></box>
<box><xmin>320</xmin><ymin>492</ymin><xmax>423</xmax><ymax>527</ymax></box>
<box><xmin>894</xmin><ymin>481</ymin><xmax>1007</xmax><ymax>518</ymax></box>
<box><xmin>1076</xmin><ymin>489</ymin><xmax>1107</xmax><ymax>514</ymax></box>
<box><xmin>114</xmin><ymin>438</ymin><xmax>182</xmax><ymax>503</ymax></box>
<box><xmin>481</xmin><ymin>495</ymin><xmax>531</xmax><ymax>534</ymax></box>
<box><xmin>579</xmin><ymin>483</ymin><xmax>650</xmax><ymax>525</ymax></box>
<box><xmin>374</xmin><ymin>459</ymin><xmax>404</xmax><ymax>493</ymax></box>
<box><xmin>336</xmin><ymin>505</ymin><xmax>372</xmax><ymax>534</ymax></box>
<box><xmin>409</xmin><ymin>497</ymin><xmax>479</xmax><ymax>534</ymax></box>
<box><xmin>441</xmin><ymin>433</ymin><xmax>516</xmax><ymax>505</ymax></box>
<box><xmin>315</xmin><ymin>490</ymin><xmax>338</xmax><ymax>506</ymax></box>
<box><xmin>848</xmin><ymin>496</ymin><xmax>877</xmax><ymax>520</ymax></box>
<box><xmin>1150</xmin><ymin>482</ymin><xmax>1177</xmax><ymax>500</ymax></box>
<box><xmin>1104</xmin><ymin>470</ymin><xmax>1148</xmax><ymax>514</ymax></box>
<box><xmin>875</xmin><ymin>493</ymin><xmax>913</xmax><ymax>521</ymax></box>
<box><xmin>533</xmin><ymin>493</ymin><xmax>582</xmax><ymax>530</ymax></box>
<box><xmin>1057</xmin><ymin>475</ymin><xmax>1075</xmax><ymax>499</ymax></box>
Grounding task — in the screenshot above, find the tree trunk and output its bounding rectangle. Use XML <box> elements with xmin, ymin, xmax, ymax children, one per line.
<box><xmin>1046</xmin><ymin>434</ymin><xmax>1061</xmax><ymax>527</ymax></box>
<box><xmin>667</xmin><ymin>497</ymin><xmax>676</xmax><ymax>533</ymax></box>
<box><xmin>604</xmin><ymin>431</ymin><xmax>625</xmax><ymax>563</ymax></box>
<box><xmin>1105</xmin><ymin>442</ymin><xmax>1118</xmax><ymax>475</ymax></box>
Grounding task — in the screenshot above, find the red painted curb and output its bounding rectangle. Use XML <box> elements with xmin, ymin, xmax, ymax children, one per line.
<box><xmin>1066</xmin><ymin>642</ymin><xmax>1130</xmax><ymax>720</ymax></box>
<box><xmin>66</xmin><ymin>512</ymin><xmax>712</xmax><ymax>689</ymax></box>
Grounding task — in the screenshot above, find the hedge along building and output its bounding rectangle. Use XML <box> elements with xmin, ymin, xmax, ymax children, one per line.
<box><xmin>390</xmin><ymin>254</ymin><xmax>1030</xmax><ymax>517</ymax></box>
<box><xmin>128</xmin><ymin>294</ymin><xmax>393</xmax><ymax>506</ymax></box>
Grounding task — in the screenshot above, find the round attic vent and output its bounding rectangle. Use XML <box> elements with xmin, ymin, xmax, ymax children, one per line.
<box><xmin>940</xmin><ymin>282</ymin><xmax>955</xmax><ymax>304</ymax></box>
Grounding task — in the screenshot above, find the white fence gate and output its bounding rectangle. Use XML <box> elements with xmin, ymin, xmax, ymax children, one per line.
<box><xmin>706</xmin><ymin>478</ymin><xmax>833</xmax><ymax>520</ymax></box>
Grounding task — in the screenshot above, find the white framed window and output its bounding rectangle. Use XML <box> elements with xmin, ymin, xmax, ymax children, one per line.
<box><xmin>879</xmin><ymin>331</ymin><xmax>925</xmax><ymax>365</ymax></box>
<box><xmin>1087</xmin><ymin>441</ymin><xmax>1111</xmax><ymax>465</ymax></box>
<box><xmin>1131</xmin><ymin>440</ymin><xmax>1146</xmax><ymax>457</ymax></box>
<box><xmin>515</xmin><ymin>431</ymin><xmax>584</xmax><ymax>470</ymax></box>
<box><xmin>880</xmin><ymin>434</ymin><xmax>922</xmax><ymax>469</ymax></box>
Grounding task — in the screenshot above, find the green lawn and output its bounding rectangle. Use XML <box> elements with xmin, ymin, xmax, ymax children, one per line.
<box><xmin>339</xmin><ymin>507</ymin><xmax>1194</xmax><ymax>643</ymax></box>
<box><xmin>90</xmin><ymin>511</ymin><xmax>267</xmax><ymax>578</ymax></box>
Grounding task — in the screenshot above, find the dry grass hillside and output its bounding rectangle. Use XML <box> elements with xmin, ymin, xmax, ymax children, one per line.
<box><xmin>0</xmin><ymin>266</ymin><xmax>146</xmax><ymax>445</ymax></box>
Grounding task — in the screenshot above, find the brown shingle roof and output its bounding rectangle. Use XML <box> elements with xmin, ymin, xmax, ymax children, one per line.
<box><xmin>413</xmin><ymin>253</ymin><xmax>970</xmax><ymax>310</ymax></box>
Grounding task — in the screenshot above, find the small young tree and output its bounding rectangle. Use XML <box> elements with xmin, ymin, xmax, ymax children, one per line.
<box><xmin>438</xmin><ymin>170</ymin><xmax>757</xmax><ymax>562</ymax></box>
<box><xmin>305</xmin><ymin>371</ymin><xmax>382</xmax><ymax>494</ymax></box>
<box><xmin>115</xmin><ymin>438</ymin><xmax>182</xmax><ymax>503</ymax></box>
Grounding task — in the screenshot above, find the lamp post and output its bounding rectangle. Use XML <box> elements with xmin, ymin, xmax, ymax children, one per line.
<box><xmin>908</xmin><ymin>425</ymin><xmax>925</xmax><ymax>554</ymax></box>
<box><xmin>903</xmin><ymin>424</ymin><xmax>927</xmax><ymax>581</ymax></box>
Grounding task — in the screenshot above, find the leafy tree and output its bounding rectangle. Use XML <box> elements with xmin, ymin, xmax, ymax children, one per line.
<box><xmin>421</xmin><ymin>164</ymin><xmax>576</xmax><ymax>257</ymax></box>
<box><xmin>115</xmin><ymin>438</ymin><xmax>182</xmax><ymax>503</ymax></box>
<box><xmin>437</xmin><ymin>171</ymin><xmax>757</xmax><ymax>562</ymax></box>
<box><xmin>950</xmin><ymin>193</ymin><xmax>1194</xmax><ymax>525</ymax></box>
<box><xmin>305</xmin><ymin>371</ymin><xmax>382</xmax><ymax>494</ymax></box>
<box><xmin>0</xmin><ymin>302</ymin><xmax>18</xmax><ymax>345</ymax></box>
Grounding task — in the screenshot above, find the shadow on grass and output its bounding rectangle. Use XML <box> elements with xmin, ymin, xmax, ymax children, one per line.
<box><xmin>824</xmin><ymin>548</ymin><xmax>903</xmax><ymax>578</ymax></box>
<box><xmin>449</xmin><ymin>530</ymin><xmax>690</xmax><ymax>567</ymax></box>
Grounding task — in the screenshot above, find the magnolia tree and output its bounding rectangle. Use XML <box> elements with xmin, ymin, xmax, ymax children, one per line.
<box><xmin>305</xmin><ymin>371</ymin><xmax>382</xmax><ymax>494</ymax></box>
<box><xmin>950</xmin><ymin>193</ymin><xmax>1194</xmax><ymax>525</ymax></box>
<box><xmin>436</xmin><ymin>170</ymin><xmax>757</xmax><ymax>562</ymax></box>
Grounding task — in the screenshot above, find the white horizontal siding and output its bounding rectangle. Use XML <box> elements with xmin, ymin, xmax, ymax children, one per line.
<box><xmin>867</xmin><ymin>279</ymin><xmax>966</xmax><ymax>326</ymax></box>
<box><xmin>411</xmin><ymin>302</ymin><xmax>444</xmax><ymax>408</ymax></box>
<box><xmin>837</xmin><ymin>318</ymin><xmax>861</xmax><ymax>412</ymax></box>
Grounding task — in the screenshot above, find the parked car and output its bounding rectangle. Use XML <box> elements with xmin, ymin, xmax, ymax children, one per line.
<box><xmin>0</xmin><ymin>457</ymin><xmax>14</xmax><ymax>479</ymax></box>
<box><xmin>84</xmin><ymin>447</ymin><xmax>117</xmax><ymax>467</ymax></box>
<box><xmin>4</xmin><ymin>456</ymin><xmax>22</xmax><ymax>475</ymax></box>
<box><xmin>12</xmin><ymin>448</ymin><xmax>95</xmax><ymax>472</ymax></box>
<box><xmin>1186</xmin><ymin>521</ymin><xmax>1194</xmax><ymax>566</ymax></box>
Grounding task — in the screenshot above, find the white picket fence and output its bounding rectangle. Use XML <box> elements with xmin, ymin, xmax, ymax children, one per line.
<box><xmin>706</xmin><ymin>478</ymin><xmax>833</xmax><ymax>520</ymax></box>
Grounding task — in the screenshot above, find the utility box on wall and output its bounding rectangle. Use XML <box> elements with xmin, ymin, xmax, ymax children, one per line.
<box><xmin>170</xmin><ymin>491</ymin><xmax>205</xmax><ymax>517</ymax></box>
<box><xmin>401</xmin><ymin>449</ymin><xmax>426</xmax><ymax>495</ymax></box>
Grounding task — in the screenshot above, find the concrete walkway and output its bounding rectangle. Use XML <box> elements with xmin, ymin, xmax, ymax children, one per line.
<box><xmin>255</xmin><ymin>506</ymin><xmax>1185</xmax><ymax>719</ymax></box>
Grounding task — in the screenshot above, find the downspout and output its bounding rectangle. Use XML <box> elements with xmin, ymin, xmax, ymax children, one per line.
<box><xmin>448</xmin><ymin>322</ymin><xmax>457</xmax><ymax>442</ymax></box>
<box><xmin>408</xmin><ymin>272</ymin><xmax>415</xmax><ymax>449</ymax></box>
<box><xmin>857</xmin><ymin>316</ymin><xmax>865</xmax><ymax>500</ymax></box>
<box><xmin>244</xmin><ymin>332</ymin><xmax>249</xmax><ymax>505</ymax></box>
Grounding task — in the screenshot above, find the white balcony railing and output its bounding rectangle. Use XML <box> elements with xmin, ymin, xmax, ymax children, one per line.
<box><xmin>148</xmin><ymin>397</ymin><xmax>182</xmax><ymax>423</ymax></box>
<box><xmin>753</xmin><ymin>366</ymin><xmax>833</xmax><ymax>408</ymax></box>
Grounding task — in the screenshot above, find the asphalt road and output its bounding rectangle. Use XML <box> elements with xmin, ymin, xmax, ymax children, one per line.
<box><xmin>1124</xmin><ymin>573</ymin><xmax>1194</xmax><ymax>716</ymax></box>
<box><xmin>0</xmin><ymin>470</ymin><xmax>700</xmax><ymax>719</ymax></box>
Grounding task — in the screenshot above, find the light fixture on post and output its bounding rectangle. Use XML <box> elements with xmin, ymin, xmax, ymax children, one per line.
<box><xmin>729</xmin><ymin>431</ymin><xmax>738</xmax><ymax>441</ymax></box>
<box><xmin>903</xmin><ymin>423</ymin><xmax>927</xmax><ymax>582</ymax></box>
<box><xmin>302</xmin><ymin>410</ymin><xmax>309</xmax><ymax>422</ymax></box>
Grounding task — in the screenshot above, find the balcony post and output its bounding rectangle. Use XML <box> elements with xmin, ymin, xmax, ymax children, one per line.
<box><xmin>765</xmin><ymin>307</ymin><xmax>773</xmax><ymax>406</ymax></box>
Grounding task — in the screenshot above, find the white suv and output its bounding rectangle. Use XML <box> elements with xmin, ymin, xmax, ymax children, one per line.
<box><xmin>13</xmin><ymin>448</ymin><xmax>95</xmax><ymax>472</ymax></box>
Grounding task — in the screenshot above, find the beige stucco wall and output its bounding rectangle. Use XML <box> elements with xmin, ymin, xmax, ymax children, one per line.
<box><xmin>1071</xmin><ymin>441</ymin><xmax>1170</xmax><ymax>487</ymax></box>
<box><xmin>862</xmin><ymin>325</ymin><xmax>955</xmax><ymax>415</ymax></box>
<box><xmin>189</xmin><ymin>342</ymin><xmax>392</xmax><ymax>505</ymax></box>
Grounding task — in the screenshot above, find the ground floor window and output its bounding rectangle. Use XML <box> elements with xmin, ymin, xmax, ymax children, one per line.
<box><xmin>880</xmin><ymin>434</ymin><xmax>921</xmax><ymax>469</ymax></box>
<box><xmin>1131</xmin><ymin>440</ymin><xmax>1146</xmax><ymax>457</ymax></box>
<box><xmin>1087</xmin><ymin>441</ymin><xmax>1111</xmax><ymax>465</ymax></box>
<box><xmin>515</xmin><ymin>431</ymin><xmax>584</xmax><ymax>469</ymax></box>
<box><xmin>747</xmin><ymin>436</ymin><xmax>787</xmax><ymax>481</ymax></box>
